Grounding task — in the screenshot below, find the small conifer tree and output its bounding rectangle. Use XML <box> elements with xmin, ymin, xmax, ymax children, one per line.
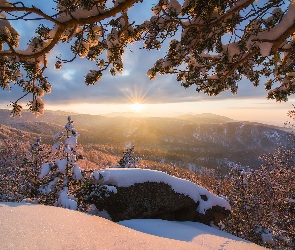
<box><xmin>36</xmin><ymin>116</ymin><xmax>86</xmax><ymax>210</ymax></box>
<box><xmin>118</xmin><ymin>145</ymin><xmax>140</xmax><ymax>168</ymax></box>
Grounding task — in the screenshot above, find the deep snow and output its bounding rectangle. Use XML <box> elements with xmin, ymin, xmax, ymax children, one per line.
<box><xmin>0</xmin><ymin>202</ymin><xmax>266</xmax><ymax>250</ymax></box>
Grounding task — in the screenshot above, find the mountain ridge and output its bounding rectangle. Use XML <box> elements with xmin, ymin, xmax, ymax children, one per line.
<box><xmin>0</xmin><ymin>109</ymin><xmax>292</xmax><ymax>172</ymax></box>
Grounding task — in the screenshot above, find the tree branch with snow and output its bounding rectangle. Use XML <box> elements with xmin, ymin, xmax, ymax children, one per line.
<box><xmin>0</xmin><ymin>0</ymin><xmax>294</xmax><ymax>115</ymax></box>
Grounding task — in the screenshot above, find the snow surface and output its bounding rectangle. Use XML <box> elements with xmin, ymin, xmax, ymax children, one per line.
<box><xmin>92</xmin><ymin>168</ymin><xmax>231</xmax><ymax>213</ymax></box>
<box><xmin>0</xmin><ymin>202</ymin><xmax>266</xmax><ymax>250</ymax></box>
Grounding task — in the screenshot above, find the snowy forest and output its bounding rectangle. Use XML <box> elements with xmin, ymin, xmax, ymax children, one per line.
<box><xmin>0</xmin><ymin>0</ymin><xmax>295</xmax><ymax>249</ymax></box>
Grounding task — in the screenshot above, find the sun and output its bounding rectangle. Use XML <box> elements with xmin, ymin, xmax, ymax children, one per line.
<box><xmin>122</xmin><ymin>84</ymin><xmax>150</xmax><ymax>113</ymax></box>
<box><xmin>130</xmin><ymin>102</ymin><xmax>144</xmax><ymax>113</ymax></box>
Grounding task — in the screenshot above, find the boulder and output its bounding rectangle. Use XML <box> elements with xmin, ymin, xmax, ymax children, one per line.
<box><xmin>86</xmin><ymin>168</ymin><xmax>230</xmax><ymax>225</ymax></box>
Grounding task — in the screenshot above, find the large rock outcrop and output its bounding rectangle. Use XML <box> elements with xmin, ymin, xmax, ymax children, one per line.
<box><xmin>86</xmin><ymin>168</ymin><xmax>230</xmax><ymax>225</ymax></box>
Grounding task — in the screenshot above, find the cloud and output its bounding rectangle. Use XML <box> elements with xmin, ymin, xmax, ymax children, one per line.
<box><xmin>62</xmin><ymin>69</ymin><xmax>76</xmax><ymax>80</ymax></box>
<box><xmin>41</xmin><ymin>38</ymin><xmax>272</xmax><ymax>106</ymax></box>
<box><xmin>0</xmin><ymin>45</ymin><xmax>273</xmax><ymax>108</ymax></box>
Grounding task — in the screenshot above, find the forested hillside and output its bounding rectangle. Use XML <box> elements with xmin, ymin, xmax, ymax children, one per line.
<box><xmin>0</xmin><ymin>109</ymin><xmax>292</xmax><ymax>172</ymax></box>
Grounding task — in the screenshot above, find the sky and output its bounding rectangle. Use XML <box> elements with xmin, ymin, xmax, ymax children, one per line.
<box><xmin>0</xmin><ymin>0</ymin><xmax>294</xmax><ymax>127</ymax></box>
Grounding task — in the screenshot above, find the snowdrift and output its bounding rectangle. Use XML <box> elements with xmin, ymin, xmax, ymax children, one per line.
<box><xmin>0</xmin><ymin>202</ymin><xmax>266</xmax><ymax>249</ymax></box>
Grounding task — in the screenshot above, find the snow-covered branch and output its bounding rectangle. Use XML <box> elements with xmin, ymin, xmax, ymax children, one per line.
<box><xmin>0</xmin><ymin>0</ymin><xmax>295</xmax><ymax>115</ymax></box>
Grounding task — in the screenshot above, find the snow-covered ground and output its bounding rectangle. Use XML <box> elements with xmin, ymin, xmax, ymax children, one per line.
<box><xmin>0</xmin><ymin>202</ymin><xmax>266</xmax><ymax>250</ymax></box>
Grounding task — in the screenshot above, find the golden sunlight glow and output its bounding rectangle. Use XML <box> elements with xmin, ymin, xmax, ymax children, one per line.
<box><xmin>43</xmin><ymin>97</ymin><xmax>295</xmax><ymax>127</ymax></box>
<box><xmin>130</xmin><ymin>102</ymin><xmax>144</xmax><ymax>113</ymax></box>
<box><xmin>121</xmin><ymin>83</ymin><xmax>150</xmax><ymax>113</ymax></box>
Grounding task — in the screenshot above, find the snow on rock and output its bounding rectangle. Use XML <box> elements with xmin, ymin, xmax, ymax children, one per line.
<box><xmin>103</xmin><ymin>185</ymin><xmax>118</xmax><ymax>194</ymax></box>
<box><xmin>0</xmin><ymin>202</ymin><xmax>266</xmax><ymax>250</ymax></box>
<box><xmin>92</xmin><ymin>168</ymin><xmax>230</xmax><ymax>213</ymax></box>
<box><xmin>92</xmin><ymin>169</ymin><xmax>110</xmax><ymax>182</ymax></box>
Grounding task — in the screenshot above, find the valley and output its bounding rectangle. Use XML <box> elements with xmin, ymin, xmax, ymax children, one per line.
<box><xmin>0</xmin><ymin>109</ymin><xmax>292</xmax><ymax>173</ymax></box>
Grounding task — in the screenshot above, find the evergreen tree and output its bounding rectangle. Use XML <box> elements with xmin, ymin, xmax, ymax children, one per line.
<box><xmin>118</xmin><ymin>145</ymin><xmax>140</xmax><ymax>168</ymax></box>
<box><xmin>36</xmin><ymin>116</ymin><xmax>87</xmax><ymax>210</ymax></box>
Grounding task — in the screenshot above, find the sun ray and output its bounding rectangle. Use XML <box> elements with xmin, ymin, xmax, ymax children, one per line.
<box><xmin>121</xmin><ymin>82</ymin><xmax>151</xmax><ymax>113</ymax></box>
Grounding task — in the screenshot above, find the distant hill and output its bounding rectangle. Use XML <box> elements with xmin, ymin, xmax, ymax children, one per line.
<box><xmin>175</xmin><ymin>113</ymin><xmax>234</xmax><ymax>124</ymax></box>
<box><xmin>0</xmin><ymin>124</ymin><xmax>49</xmax><ymax>142</ymax></box>
<box><xmin>0</xmin><ymin>109</ymin><xmax>292</xmax><ymax>172</ymax></box>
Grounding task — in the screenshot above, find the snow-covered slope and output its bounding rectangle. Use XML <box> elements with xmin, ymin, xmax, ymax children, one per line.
<box><xmin>0</xmin><ymin>202</ymin><xmax>265</xmax><ymax>250</ymax></box>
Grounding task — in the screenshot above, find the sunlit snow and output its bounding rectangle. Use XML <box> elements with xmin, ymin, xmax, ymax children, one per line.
<box><xmin>0</xmin><ymin>202</ymin><xmax>266</xmax><ymax>250</ymax></box>
<box><xmin>91</xmin><ymin>168</ymin><xmax>231</xmax><ymax>213</ymax></box>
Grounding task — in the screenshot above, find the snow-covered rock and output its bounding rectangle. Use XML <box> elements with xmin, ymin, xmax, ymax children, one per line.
<box><xmin>88</xmin><ymin>168</ymin><xmax>230</xmax><ymax>224</ymax></box>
